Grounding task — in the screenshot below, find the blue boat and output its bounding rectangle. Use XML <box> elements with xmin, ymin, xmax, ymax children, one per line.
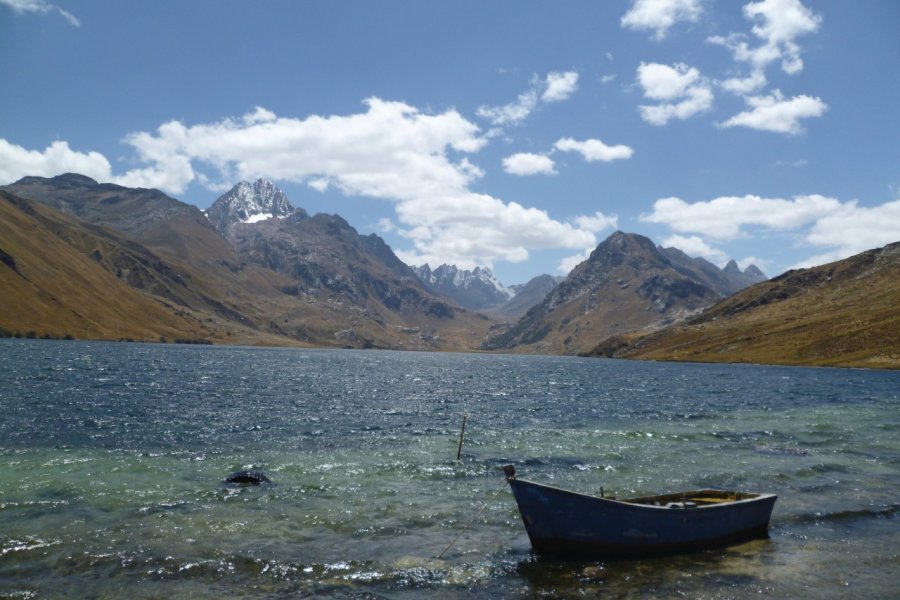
<box><xmin>503</xmin><ymin>465</ymin><xmax>776</xmax><ymax>558</ymax></box>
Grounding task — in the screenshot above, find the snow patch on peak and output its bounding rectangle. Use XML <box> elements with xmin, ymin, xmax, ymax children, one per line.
<box><xmin>244</xmin><ymin>212</ymin><xmax>274</xmax><ymax>224</ymax></box>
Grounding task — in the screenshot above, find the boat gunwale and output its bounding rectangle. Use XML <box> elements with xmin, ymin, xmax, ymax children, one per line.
<box><xmin>510</xmin><ymin>477</ymin><xmax>777</xmax><ymax>511</ymax></box>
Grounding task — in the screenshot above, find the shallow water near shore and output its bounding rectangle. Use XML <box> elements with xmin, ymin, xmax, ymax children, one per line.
<box><xmin>1</xmin><ymin>339</ymin><xmax>898</xmax><ymax>598</ymax></box>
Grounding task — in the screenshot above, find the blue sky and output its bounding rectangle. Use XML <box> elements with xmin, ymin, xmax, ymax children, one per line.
<box><xmin>2</xmin><ymin>0</ymin><xmax>899</xmax><ymax>285</ymax></box>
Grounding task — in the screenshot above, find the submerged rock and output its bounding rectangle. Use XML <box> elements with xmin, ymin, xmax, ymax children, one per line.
<box><xmin>224</xmin><ymin>470</ymin><xmax>272</xmax><ymax>485</ymax></box>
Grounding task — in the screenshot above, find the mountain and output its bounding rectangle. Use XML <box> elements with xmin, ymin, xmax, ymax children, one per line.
<box><xmin>204</xmin><ymin>180</ymin><xmax>496</xmax><ymax>347</ymax></box>
<box><xmin>483</xmin><ymin>231</ymin><xmax>765</xmax><ymax>355</ymax></box>
<box><xmin>660</xmin><ymin>247</ymin><xmax>767</xmax><ymax>295</ymax></box>
<box><xmin>491</xmin><ymin>274</ymin><xmax>562</xmax><ymax>319</ymax></box>
<box><xmin>412</xmin><ymin>264</ymin><xmax>513</xmax><ymax>310</ymax></box>
<box><xmin>589</xmin><ymin>242</ymin><xmax>900</xmax><ymax>369</ymax></box>
<box><xmin>1</xmin><ymin>175</ymin><xmax>495</xmax><ymax>350</ymax></box>
<box><xmin>205</xmin><ymin>179</ymin><xmax>303</xmax><ymax>232</ymax></box>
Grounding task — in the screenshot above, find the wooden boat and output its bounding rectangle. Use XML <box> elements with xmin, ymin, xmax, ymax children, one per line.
<box><xmin>502</xmin><ymin>465</ymin><xmax>776</xmax><ymax>558</ymax></box>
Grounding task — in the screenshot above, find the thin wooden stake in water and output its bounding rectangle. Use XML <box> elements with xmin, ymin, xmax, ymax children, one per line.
<box><xmin>456</xmin><ymin>414</ymin><xmax>468</xmax><ymax>461</ymax></box>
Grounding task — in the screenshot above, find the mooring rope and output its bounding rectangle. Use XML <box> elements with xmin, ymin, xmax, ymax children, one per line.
<box><xmin>436</xmin><ymin>477</ymin><xmax>509</xmax><ymax>560</ymax></box>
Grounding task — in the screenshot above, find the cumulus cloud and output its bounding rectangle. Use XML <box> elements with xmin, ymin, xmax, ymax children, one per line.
<box><xmin>643</xmin><ymin>193</ymin><xmax>900</xmax><ymax>270</ymax></box>
<box><xmin>709</xmin><ymin>0</ymin><xmax>821</xmax><ymax>75</ymax></box>
<box><xmin>796</xmin><ymin>199</ymin><xmax>900</xmax><ymax>267</ymax></box>
<box><xmin>0</xmin><ymin>0</ymin><xmax>80</xmax><ymax>26</ymax></box>
<box><xmin>477</xmin><ymin>71</ymin><xmax>580</xmax><ymax>126</ymax></box>
<box><xmin>0</xmin><ymin>139</ymin><xmax>112</xmax><ymax>183</ymax></box>
<box><xmin>554</xmin><ymin>137</ymin><xmax>634</xmax><ymax>162</ymax></box>
<box><xmin>476</xmin><ymin>88</ymin><xmax>539</xmax><ymax>126</ymax></box>
<box><xmin>662</xmin><ymin>234</ymin><xmax>729</xmax><ymax>266</ymax></box>
<box><xmin>502</xmin><ymin>152</ymin><xmax>556</xmax><ymax>176</ymax></box>
<box><xmin>719</xmin><ymin>69</ymin><xmax>768</xmax><ymax>96</ymax></box>
<box><xmin>718</xmin><ymin>90</ymin><xmax>827</xmax><ymax>134</ymax></box>
<box><xmin>575</xmin><ymin>211</ymin><xmax>618</xmax><ymax>232</ymax></box>
<box><xmin>641</xmin><ymin>194</ymin><xmax>843</xmax><ymax>240</ymax></box>
<box><xmin>394</xmin><ymin>194</ymin><xmax>597</xmax><ymax>269</ymax></box>
<box><xmin>113</xmin><ymin>98</ymin><xmax>487</xmax><ymax>198</ymax></box>
<box><xmin>621</xmin><ymin>0</ymin><xmax>703</xmax><ymax>40</ymax></box>
<box><xmin>636</xmin><ymin>62</ymin><xmax>714</xmax><ymax>125</ymax></box>
<box><xmin>542</xmin><ymin>71</ymin><xmax>579</xmax><ymax>103</ymax></box>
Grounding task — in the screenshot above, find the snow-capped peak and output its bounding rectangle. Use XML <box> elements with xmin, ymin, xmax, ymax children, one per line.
<box><xmin>412</xmin><ymin>263</ymin><xmax>515</xmax><ymax>310</ymax></box>
<box><xmin>205</xmin><ymin>179</ymin><xmax>299</xmax><ymax>232</ymax></box>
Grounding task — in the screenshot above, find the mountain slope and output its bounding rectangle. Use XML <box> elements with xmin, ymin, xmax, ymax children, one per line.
<box><xmin>0</xmin><ymin>190</ymin><xmax>239</xmax><ymax>341</ymax></box>
<box><xmin>483</xmin><ymin>232</ymin><xmax>725</xmax><ymax>354</ymax></box>
<box><xmin>592</xmin><ymin>242</ymin><xmax>900</xmax><ymax>369</ymax></box>
<box><xmin>660</xmin><ymin>247</ymin><xmax>766</xmax><ymax>295</ymax></box>
<box><xmin>490</xmin><ymin>274</ymin><xmax>562</xmax><ymax>319</ymax></box>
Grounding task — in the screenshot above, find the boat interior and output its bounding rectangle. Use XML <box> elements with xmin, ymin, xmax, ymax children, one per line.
<box><xmin>618</xmin><ymin>489</ymin><xmax>761</xmax><ymax>508</ymax></box>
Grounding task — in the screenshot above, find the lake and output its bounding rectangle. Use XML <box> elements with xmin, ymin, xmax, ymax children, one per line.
<box><xmin>1</xmin><ymin>340</ymin><xmax>898</xmax><ymax>598</ymax></box>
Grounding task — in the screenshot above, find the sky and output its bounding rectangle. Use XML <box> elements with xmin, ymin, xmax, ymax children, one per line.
<box><xmin>1</xmin><ymin>0</ymin><xmax>899</xmax><ymax>285</ymax></box>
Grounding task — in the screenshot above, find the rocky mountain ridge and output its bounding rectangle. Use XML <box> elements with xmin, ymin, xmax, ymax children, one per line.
<box><xmin>412</xmin><ymin>264</ymin><xmax>514</xmax><ymax>310</ymax></box>
<box><xmin>483</xmin><ymin>231</ymin><xmax>766</xmax><ymax>354</ymax></box>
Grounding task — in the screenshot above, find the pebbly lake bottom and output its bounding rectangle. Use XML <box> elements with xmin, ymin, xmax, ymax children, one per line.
<box><xmin>1</xmin><ymin>340</ymin><xmax>898</xmax><ymax>598</ymax></box>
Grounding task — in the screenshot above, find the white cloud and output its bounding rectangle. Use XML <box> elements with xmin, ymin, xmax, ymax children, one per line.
<box><xmin>636</xmin><ymin>62</ymin><xmax>714</xmax><ymax>125</ymax></box>
<box><xmin>719</xmin><ymin>69</ymin><xmax>768</xmax><ymax>95</ymax></box>
<box><xmin>644</xmin><ymin>194</ymin><xmax>900</xmax><ymax>270</ymax></box>
<box><xmin>709</xmin><ymin>0</ymin><xmax>821</xmax><ymax>75</ymax></box>
<box><xmin>621</xmin><ymin>0</ymin><xmax>703</xmax><ymax>40</ymax></box>
<box><xmin>476</xmin><ymin>88</ymin><xmax>539</xmax><ymax>126</ymax></box>
<box><xmin>0</xmin><ymin>139</ymin><xmax>112</xmax><ymax>183</ymax></box>
<box><xmin>796</xmin><ymin>200</ymin><xmax>900</xmax><ymax>267</ymax></box>
<box><xmin>601</xmin><ymin>74</ymin><xmax>617</xmax><ymax>84</ymax></box>
<box><xmin>376</xmin><ymin>217</ymin><xmax>396</xmax><ymax>233</ymax></box>
<box><xmin>307</xmin><ymin>177</ymin><xmax>330</xmax><ymax>192</ymax></box>
<box><xmin>0</xmin><ymin>0</ymin><xmax>79</xmax><ymax>26</ymax></box>
<box><xmin>502</xmin><ymin>152</ymin><xmax>556</xmax><ymax>176</ymax></box>
<box><xmin>719</xmin><ymin>90</ymin><xmax>827</xmax><ymax>134</ymax></box>
<box><xmin>662</xmin><ymin>234</ymin><xmax>729</xmax><ymax>266</ymax></box>
<box><xmin>394</xmin><ymin>194</ymin><xmax>597</xmax><ymax>269</ymax></box>
<box><xmin>641</xmin><ymin>194</ymin><xmax>844</xmax><ymax>240</ymax></box>
<box><xmin>477</xmin><ymin>70</ymin><xmax>581</xmax><ymax>126</ymax></box>
<box><xmin>113</xmin><ymin>98</ymin><xmax>487</xmax><ymax>197</ymax></box>
<box><xmin>542</xmin><ymin>71</ymin><xmax>579</xmax><ymax>103</ymax></box>
<box><xmin>554</xmin><ymin>137</ymin><xmax>634</xmax><ymax>162</ymax></box>
<box><xmin>574</xmin><ymin>211</ymin><xmax>618</xmax><ymax>232</ymax></box>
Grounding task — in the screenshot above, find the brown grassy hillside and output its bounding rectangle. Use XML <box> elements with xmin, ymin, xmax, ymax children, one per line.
<box><xmin>592</xmin><ymin>242</ymin><xmax>900</xmax><ymax>369</ymax></box>
<box><xmin>0</xmin><ymin>191</ymin><xmax>229</xmax><ymax>341</ymax></box>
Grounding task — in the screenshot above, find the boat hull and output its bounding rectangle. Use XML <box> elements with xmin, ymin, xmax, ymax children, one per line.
<box><xmin>507</xmin><ymin>478</ymin><xmax>776</xmax><ymax>558</ymax></box>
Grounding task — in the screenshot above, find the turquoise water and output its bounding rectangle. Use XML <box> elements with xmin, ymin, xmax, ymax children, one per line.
<box><xmin>1</xmin><ymin>340</ymin><xmax>898</xmax><ymax>598</ymax></box>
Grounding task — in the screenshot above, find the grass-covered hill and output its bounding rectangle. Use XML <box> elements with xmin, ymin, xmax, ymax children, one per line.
<box><xmin>588</xmin><ymin>242</ymin><xmax>900</xmax><ymax>369</ymax></box>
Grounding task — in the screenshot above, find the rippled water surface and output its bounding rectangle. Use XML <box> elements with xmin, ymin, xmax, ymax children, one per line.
<box><xmin>1</xmin><ymin>340</ymin><xmax>898</xmax><ymax>598</ymax></box>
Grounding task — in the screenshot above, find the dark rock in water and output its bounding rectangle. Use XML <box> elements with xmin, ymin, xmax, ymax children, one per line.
<box><xmin>224</xmin><ymin>470</ymin><xmax>271</xmax><ymax>485</ymax></box>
